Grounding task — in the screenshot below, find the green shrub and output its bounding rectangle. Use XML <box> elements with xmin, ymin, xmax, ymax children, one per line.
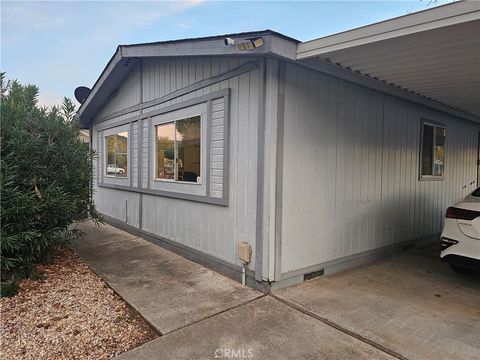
<box><xmin>0</xmin><ymin>73</ymin><xmax>101</xmax><ymax>280</ymax></box>
<box><xmin>0</xmin><ymin>280</ymin><xmax>19</xmax><ymax>298</ymax></box>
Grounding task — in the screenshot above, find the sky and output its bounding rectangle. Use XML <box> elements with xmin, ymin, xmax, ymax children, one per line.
<box><xmin>1</xmin><ymin>0</ymin><xmax>452</xmax><ymax>107</ymax></box>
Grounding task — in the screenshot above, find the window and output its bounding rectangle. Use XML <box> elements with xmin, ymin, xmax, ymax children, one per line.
<box><xmin>105</xmin><ymin>131</ymin><xmax>128</xmax><ymax>177</ymax></box>
<box><xmin>420</xmin><ymin>122</ymin><xmax>445</xmax><ymax>179</ymax></box>
<box><xmin>156</xmin><ymin>115</ymin><xmax>201</xmax><ymax>183</ymax></box>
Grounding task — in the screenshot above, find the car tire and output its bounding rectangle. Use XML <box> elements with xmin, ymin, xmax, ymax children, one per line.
<box><xmin>450</xmin><ymin>264</ymin><xmax>472</xmax><ymax>274</ymax></box>
<box><xmin>119</xmin><ymin>170</ymin><xmax>124</xmax><ymax>175</ymax></box>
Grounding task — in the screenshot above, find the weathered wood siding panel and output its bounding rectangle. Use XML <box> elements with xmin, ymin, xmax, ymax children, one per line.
<box><xmin>280</xmin><ymin>63</ymin><xmax>480</xmax><ymax>274</ymax></box>
<box><xmin>91</xmin><ymin>56</ymin><xmax>260</xmax><ymax>268</ymax></box>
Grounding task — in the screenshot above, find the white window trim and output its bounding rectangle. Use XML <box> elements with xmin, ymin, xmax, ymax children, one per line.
<box><xmin>419</xmin><ymin>120</ymin><xmax>446</xmax><ymax>181</ymax></box>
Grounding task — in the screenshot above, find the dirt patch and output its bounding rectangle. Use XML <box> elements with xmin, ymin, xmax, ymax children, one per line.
<box><xmin>0</xmin><ymin>247</ymin><xmax>157</xmax><ymax>360</ymax></box>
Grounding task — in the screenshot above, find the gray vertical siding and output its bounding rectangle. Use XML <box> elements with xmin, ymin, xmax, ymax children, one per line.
<box><xmin>131</xmin><ymin>121</ymin><xmax>139</xmax><ymax>188</ymax></box>
<box><xmin>210</xmin><ymin>97</ymin><xmax>225</xmax><ymax>198</ymax></box>
<box><xmin>280</xmin><ymin>63</ymin><xmax>480</xmax><ymax>274</ymax></box>
<box><xmin>97</xmin><ymin>65</ymin><xmax>141</xmax><ymax>119</ymax></box>
<box><xmin>90</xmin><ymin>54</ymin><xmax>478</xmax><ymax>281</ymax></box>
<box><xmin>92</xmin><ymin>129</ymin><xmax>98</xmax><ymax>188</ymax></box>
<box><xmin>95</xmin><ymin>187</ymin><xmax>141</xmax><ymax>228</ymax></box>
<box><xmin>141</xmin><ymin>118</ymin><xmax>149</xmax><ymax>189</ymax></box>
<box><xmin>91</xmin><ymin>56</ymin><xmax>260</xmax><ymax>269</ymax></box>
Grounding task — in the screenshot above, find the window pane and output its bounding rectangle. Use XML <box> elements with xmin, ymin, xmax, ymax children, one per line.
<box><xmin>117</xmin><ymin>132</ymin><xmax>128</xmax><ymax>154</ymax></box>
<box><xmin>421</xmin><ymin>124</ymin><xmax>434</xmax><ymax>176</ymax></box>
<box><xmin>176</xmin><ymin>116</ymin><xmax>201</xmax><ymax>183</ymax></box>
<box><xmin>434</xmin><ymin>127</ymin><xmax>445</xmax><ymax>177</ymax></box>
<box><xmin>116</xmin><ymin>132</ymin><xmax>128</xmax><ymax>177</ymax></box>
<box><xmin>116</xmin><ymin>154</ymin><xmax>128</xmax><ymax>177</ymax></box>
<box><xmin>106</xmin><ymin>132</ymin><xmax>128</xmax><ymax>177</ymax></box>
<box><xmin>156</xmin><ymin>123</ymin><xmax>175</xmax><ymax>179</ymax></box>
<box><xmin>106</xmin><ymin>135</ymin><xmax>116</xmax><ymax>175</ymax></box>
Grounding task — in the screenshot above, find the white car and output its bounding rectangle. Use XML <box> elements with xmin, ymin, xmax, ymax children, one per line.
<box><xmin>440</xmin><ymin>188</ymin><xmax>480</xmax><ymax>273</ymax></box>
<box><xmin>106</xmin><ymin>164</ymin><xmax>126</xmax><ymax>175</ymax></box>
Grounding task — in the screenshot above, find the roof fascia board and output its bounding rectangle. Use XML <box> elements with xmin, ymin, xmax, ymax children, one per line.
<box><xmin>297</xmin><ymin>1</ymin><xmax>479</xmax><ymax>59</ymax></box>
<box><xmin>120</xmin><ymin>38</ymin><xmax>270</xmax><ymax>58</ymax></box>
<box><xmin>120</xmin><ymin>33</ymin><xmax>297</xmax><ymax>59</ymax></box>
<box><xmin>299</xmin><ymin>58</ymin><xmax>480</xmax><ymax>123</ymax></box>
<box><xmin>78</xmin><ymin>48</ymin><xmax>122</xmax><ymax>120</ymax></box>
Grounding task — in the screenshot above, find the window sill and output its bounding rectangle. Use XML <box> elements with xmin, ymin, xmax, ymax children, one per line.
<box><xmin>419</xmin><ymin>176</ymin><xmax>445</xmax><ymax>181</ymax></box>
<box><xmin>105</xmin><ymin>175</ymin><xmax>129</xmax><ymax>179</ymax></box>
<box><xmin>153</xmin><ymin>178</ymin><xmax>202</xmax><ymax>185</ymax></box>
<box><xmin>97</xmin><ymin>182</ymin><xmax>227</xmax><ymax>206</ymax></box>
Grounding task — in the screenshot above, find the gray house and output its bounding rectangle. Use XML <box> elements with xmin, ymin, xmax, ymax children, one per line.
<box><xmin>78</xmin><ymin>1</ymin><xmax>480</xmax><ymax>290</ymax></box>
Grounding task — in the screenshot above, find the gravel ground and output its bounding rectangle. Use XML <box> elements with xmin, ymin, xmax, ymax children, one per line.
<box><xmin>0</xmin><ymin>247</ymin><xmax>157</xmax><ymax>360</ymax></box>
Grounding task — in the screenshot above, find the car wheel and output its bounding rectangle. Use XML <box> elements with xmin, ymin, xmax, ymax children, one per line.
<box><xmin>450</xmin><ymin>264</ymin><xmax>472</xmax><ymax>274</ymax></box>
<box><xmin>119</xmin><ymin>170</ymin><xmax>124</xmax><ymax>175</ymax></box>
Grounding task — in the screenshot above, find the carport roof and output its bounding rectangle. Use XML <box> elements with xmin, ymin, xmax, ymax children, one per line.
<box><xmin>297</xmin><ymin>1</ymin><xmax>480</xmax><ymax>118</ymax></box>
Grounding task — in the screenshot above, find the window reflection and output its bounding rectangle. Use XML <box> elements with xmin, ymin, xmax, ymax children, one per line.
<box><xmin>421</xmin><ymin>123</ymin><xmax>445</xmax><ymax>178</ymax></box>
<box><xmin>156</xmin><ymin>123</ymin><xmax>175</xmax><ymax>180</ymax></box>
<box><xmin>155</xmin><ymin>116</ymin><xmax>201</xmax><ymax>183</ymax></box>
<box><xmin>106</xmin><ymin>131</ymin><xmax>128</xmax><ymax>177</ymax></box>
<box><xmin>177</xmin><ymin>117</ymin><xmax>201</xmax><ymax>183</ymax></box>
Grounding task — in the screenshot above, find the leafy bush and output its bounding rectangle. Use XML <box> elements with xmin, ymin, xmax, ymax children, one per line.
<box><xmin>0</xmin><ymin>280</ymin><xmax>19</xmax><ymax>297</ymax></box>
<box><xmin>0</xmin><ymin>73</ymin><xmax>101</xmax><ymax>282</ymax></box>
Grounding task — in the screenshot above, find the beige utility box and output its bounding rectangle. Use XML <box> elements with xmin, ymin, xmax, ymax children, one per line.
<box><xmin>238</xmin><ymin>242</ymin><xmax>252</xmax><ymax>263</ymax></box>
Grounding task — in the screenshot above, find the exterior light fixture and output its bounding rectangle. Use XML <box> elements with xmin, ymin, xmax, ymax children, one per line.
<box><xmin>236</xmin><ymin>37</ymin><xmax>264</xmax><ymax>51</ymax></box>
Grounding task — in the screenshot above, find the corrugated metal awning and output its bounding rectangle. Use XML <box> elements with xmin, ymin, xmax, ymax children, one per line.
<box><xmin>297</xmin><ymin>1</ymin><xmax>480</xmax><ymax>117</ymax></box>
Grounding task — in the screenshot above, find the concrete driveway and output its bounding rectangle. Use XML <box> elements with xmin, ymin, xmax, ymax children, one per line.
<box><xmin>275</xmin><ymin>245</ymin><xmax>480</xmax><ymax>360</ymax></box>
<box><xmin>73</xmin><ymin>222</ymin><xmax>479</xmax><ymax>360</ymax></box>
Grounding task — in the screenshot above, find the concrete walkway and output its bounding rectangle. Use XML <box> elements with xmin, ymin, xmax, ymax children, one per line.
<box><xmin>116</xmin><ymin>296</ymin><xmax>395</xmax><ymax>360</ymax></box>
<box><xmin>72</xmin><ymin>222</ymin><xmax>479</xmax><ymax>360</ymax></box>
<box><xmin>72</xmin><ymin>221</ymin><xmax>260</xmax><ymax>335</ymax></box>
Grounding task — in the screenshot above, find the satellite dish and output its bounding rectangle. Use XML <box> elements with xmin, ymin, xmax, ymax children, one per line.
<box><xmin>74</xmin><ymin>86</ymin><xmax>91</xmax><ymax>104</ymax></box>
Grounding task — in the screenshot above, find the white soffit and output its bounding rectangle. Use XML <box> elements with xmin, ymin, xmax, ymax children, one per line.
<box><xmin>297</xmin><ymin>1</ymin><xmax>480</xmax><ymax>117</ymax></box>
